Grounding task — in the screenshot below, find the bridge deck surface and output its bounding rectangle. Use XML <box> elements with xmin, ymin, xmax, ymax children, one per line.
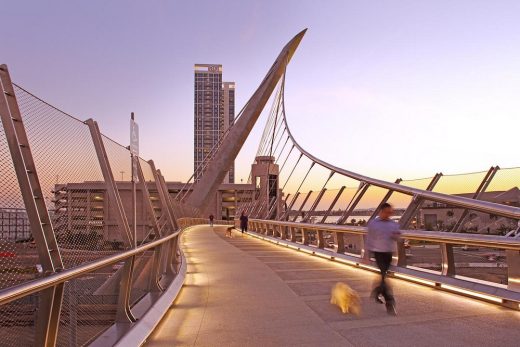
<box><xmin>146</xmin><ymin>225</ymin><xmax>520</xmax><ymax>347</ymax></box>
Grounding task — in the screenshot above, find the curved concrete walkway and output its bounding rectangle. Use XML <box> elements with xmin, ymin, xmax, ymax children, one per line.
<box><xmin>146</xmin><ymin>226</ymin><xmax>520</xmax><ymax>347</ymax></box>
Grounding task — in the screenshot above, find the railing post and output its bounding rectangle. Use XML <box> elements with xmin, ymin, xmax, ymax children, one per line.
<box><xmin>333</xmin><ymin>232</ymin><xmax>345</xmax><ymax>253</ymax></box>
<box><xmin>316</xmin><ymin>229</ymin><xmax>325</xmax><ymax>249</ymax></box>
<box><xmin>135</xmin><ymin>160</ymin><xmax>164</xmax><ymax>291</ymax></box>
<box><xmin>280</xmin><ymin>225</ymin><xmax>288</xmax><ymax>239</ymax></box>
<box><xmin>441</xmin><ymin>243</ymin><xmax>456</xmax><ymax>276</ymax></box>
<box><xmin>1</xmin><ymin>64</ymin><xmax>65</xmax><ymax>346</ymax></box>
<box><xmin>137</xmin><ymin>162</ymin><xmax>163</xmax><ymax>292</ymax></box>
<box><xmin>273</xmin><ymin>224</ymin><xmax>279</xmax><ymax>237</ymax></box>
<box><xmin>115</xmin><ymin>257</ymin><xmax>137</xmax><ymax>322</ymax></box>
<box><xmin>86</xmin><ymin>118</ymin><xmax>136</xmax><ymax>323</ymax></box>
<box><xmin>506</xmin><ymin>250</ymin><xmax>520</xmax><ymax>292</ymax></box>
<box><xmin>86</xmin><ymin>119</ymin><xmax>134</xmax><ymax>247</ymax></box>
<box><xmin>290</xmin><ymin>226</ymin><xmax>297</xmax><ymax>242</ymax></box>
<box><xmin>361</xmin><ymin>234</ymin><xmax>370</xmax><ymax>261</ymax></box>
<box><xmin>267</xmin><ymin>222</ymin><xmax>273</xmax><ymax>236</ymax></box>
<box><xmin>149</xmin><ymin>161</ymin><xmax>178</xmax><ymax>232</ymax></box>
<box><xmin>301</xmin><ymin>227</ymin><xmax>310</xmax><ymax>245</ymax></box>
<box><xmin>158</xmin><ymin>170</ymin><xmax>179</xmax><ymax>230</ymax></box>
<box><xmin>396</xmin><ymin>239</ymin><xmax>407</xmax><ymax>267</ymax></box>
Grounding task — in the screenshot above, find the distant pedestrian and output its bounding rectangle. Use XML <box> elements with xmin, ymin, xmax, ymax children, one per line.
<box><xmin>209</xmin><ymin>214</ymin><xmax>214</xmax><ymax>227</ymax></box>
<box><xmin>239</xmin><ymin>212</ymin><xmax>248</xmax><ymax>233</ymax></box>
<box><xmin>366</xmin><ymin>203</ymin><xmax>400</xmax><ymax>315</ymax></box>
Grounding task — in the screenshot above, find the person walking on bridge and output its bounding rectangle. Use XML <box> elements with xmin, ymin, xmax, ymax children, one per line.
<box><xmin>239</xmin><ymin>212</ymin><xmax>248</xmax><ymax>234</ymax></box>
<box><xmin>366</xmin><ymin>202</ymin><xmax>400</xmax><ymax>315</ymax></box>
<box><xmin>209</xmin><ymin>214</ymin><xmax>214</xmax><ymax>227</ymax></box>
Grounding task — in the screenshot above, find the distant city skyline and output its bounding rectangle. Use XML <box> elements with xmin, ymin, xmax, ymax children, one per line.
<box><xmin>1</xmin><ymin>1</ymin><xmax>520</xmax><ymax>184</ymax></box>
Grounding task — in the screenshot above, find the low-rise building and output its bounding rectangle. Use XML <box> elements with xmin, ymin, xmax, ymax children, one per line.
<box><xmin>418</xmin><ymin>188</ymin><xmax>520</xmax><ymax>233</ymax></box>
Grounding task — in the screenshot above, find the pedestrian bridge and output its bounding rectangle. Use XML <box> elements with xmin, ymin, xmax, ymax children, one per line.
<box><xmin>1</xmin><ymin>28</ymin><xmax>520</xmax><ymax>346</ymax></box>
<box><xmin>146</xmin><ymin>225</ymin><xmax>520</xmax><ymax>347</ymax></box>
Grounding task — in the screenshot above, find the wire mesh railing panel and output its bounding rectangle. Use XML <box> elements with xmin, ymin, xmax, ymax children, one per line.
<box><xmin>0</xmin><ymin>108</ymin><xmax>39</xmax><ymax>292</ymax></box>
<box><xmin>409</xmin><ymin>169</ymin><xmax>518</xmax><ymax>233</ymax></box>
<box><xmin>102</xmin><ymin>135</ymin><xmax>131</xmax><ymax>182</ymax></box>
<box><xmin>130</xmin><ymin>251</ymin><xmax>155</xmax><ymax>305</ymax></box>
<box><xmin>0</xmin><ymin>295</ymin><xmax>37</xmax><ymax>347</ymax></box>
<box><xmin>485</xmin><ymin>167</ymin><xmax>520</xmax><ymax>194</ymax></box>
<box><xmin>0</xmin><ymin>77</ymin><xmax>195</xmax><ymax>347</ymax></box>
<box><xmin>15</xmin><ymin>85</ymin><xmax>104</xmax><ymax>206</ymax></box>
<box><xmin>13</xmin><ymin>85</ymin><xmax>120</xmax><ymax>269</ymax></box>
<box><xmin>139</xmin><ymin>158</ymin><xmax>155</xmax><ymax>183</ymax></box>
<box><xmin>53</xmin><ymin>188</ymin><xmax>121</xmax><ymax>268</ymax></box>
<box><xmin>433</xmin><ymin>171</ymin><xmax>489</xmax><ymax>195</ymax></box>
<box><xmin>56</xmin><ymin>271</ymin><xmax>118</xmax><ymax>347</ymax></box>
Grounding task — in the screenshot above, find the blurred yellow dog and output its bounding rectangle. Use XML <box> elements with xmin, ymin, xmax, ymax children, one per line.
<box><xmin>330</xmin><ymin>282</ymin><xmax>361</xmax><ymax>315</ymax></box>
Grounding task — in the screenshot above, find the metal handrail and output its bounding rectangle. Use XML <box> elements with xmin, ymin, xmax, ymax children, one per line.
<box><xmin>0</xmin><ymin>230</ymin><xmax>180</xmax><ymax>306</ymax></box>
<box><xmin>279</xmin><ymin>80</ymin><xmax>520</xmax><ymax>220</ymax></box>
<box><xmin>248</xmin><ymin>218</ymin><xmax>520</xmax><ymax>250</ymax></box>
<box><xmin>0</xmin><ymin>217</ymin><xmax>233</xmax><ymax>307</ymax></box>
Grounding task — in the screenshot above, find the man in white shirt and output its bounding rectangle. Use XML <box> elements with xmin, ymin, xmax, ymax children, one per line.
<box><xmin>366</xmin><ymin>203</ymin><xmax>401</xmax><ymax>315</ymax></box>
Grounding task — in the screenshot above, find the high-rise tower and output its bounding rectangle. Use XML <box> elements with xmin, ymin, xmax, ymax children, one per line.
<box><xmin>222</xmin><ymin>81</ymin><xmax>235</xmax><ymax>183</ymax></box>
<box><xmin>193</xmin><ymin>64</ymin><xmax>235</xmax><ymax>183</ymax></box>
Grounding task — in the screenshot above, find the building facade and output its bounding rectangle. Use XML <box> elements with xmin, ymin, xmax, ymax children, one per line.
<box><xmin>193</xmin><ymin>64</ymin><xmax>235</xmax><ymax>183</ymax></box>
<box><xmin>222</xmin><ymin>82</ymin><xmax>235</xmax><ymax>183</ymax></box>
<box><xmin>51</xmin><ymin>180</ymin><xmax>257</xmax><ymax>247</ymax></box>
<box><xmin>417</xmin><ymin>188</ymin><xmax>520</xmax><ymax>234</ymax></box>
<box><xmin>0</xmin><ymin>208</ymin><xmax>31</xmax><ymax>241</ymax></box>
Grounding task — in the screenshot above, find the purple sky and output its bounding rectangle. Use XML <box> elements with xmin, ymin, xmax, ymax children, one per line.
<box><xmin>2</xmin><ymin>1</ymin><xmax>520</xmax><ymax>183</ymax></box>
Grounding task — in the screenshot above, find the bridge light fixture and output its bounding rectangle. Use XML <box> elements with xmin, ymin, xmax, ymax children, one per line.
<box><xmin>315</xmin><ymin>252</ymin><xmax>333</xmax><ymax>260</ymax></box>
<box><xmin>394</xmin><ymin>273</ymin><xmax>436</xmax><ymax>287</ymax></box>
<box><xmin>357</xmin><ymin>263</ymin><xmax>377</xmax><ymax>271</ymax></box>
<box><xmin>440</xmin><ymin>284</ymin><xmax>503</xmax><ymax>304</ymax></box>
<box><xmin>334</xmin><ymin>257</ymin><xmax>357</xmax><ymax>266</ymax></box>
<box><xmin>299</xmin><ymin>248</ymin><xmax>315</xmax><ymax>255</ymax></box>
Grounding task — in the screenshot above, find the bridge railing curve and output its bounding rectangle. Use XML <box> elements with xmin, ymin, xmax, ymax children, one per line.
<box><xmin>0</xmin><ymin>64</ymin><xmax>206</xmax><ymax>346</ymax></box>
<box><xmin>239</xmin><ymin>71</ymin><xmax>520</xmax><ymax>310</ymax></box>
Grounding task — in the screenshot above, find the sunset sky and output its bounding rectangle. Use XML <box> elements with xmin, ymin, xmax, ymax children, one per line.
<box><xmin>2</xmin><ymin>0</ymin><xmax>520</xmax><ymax>186</ymax></box>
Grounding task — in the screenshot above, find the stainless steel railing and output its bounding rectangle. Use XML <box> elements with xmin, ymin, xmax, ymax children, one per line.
<box><xmin>0</xmin><ymin>217</ymin><xmax>223</xmax><ymax>346</ymax></box>
<box><xmin>245</xmin><ymin>218</ymin><xmax>520</xmax><ymax>309</ymax></box>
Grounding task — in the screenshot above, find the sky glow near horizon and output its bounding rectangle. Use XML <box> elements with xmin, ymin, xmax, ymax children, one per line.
<box><xmin>1</xmin><ymin>0</ymin><xmax>520</xmax><ymax>192</ymax></box>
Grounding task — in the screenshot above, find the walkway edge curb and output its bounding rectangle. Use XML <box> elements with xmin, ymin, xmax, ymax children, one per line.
<box><xmin>114</xmin><ymin>247</ymin><xmax>187</xmax><ymax>347</ymax></box>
